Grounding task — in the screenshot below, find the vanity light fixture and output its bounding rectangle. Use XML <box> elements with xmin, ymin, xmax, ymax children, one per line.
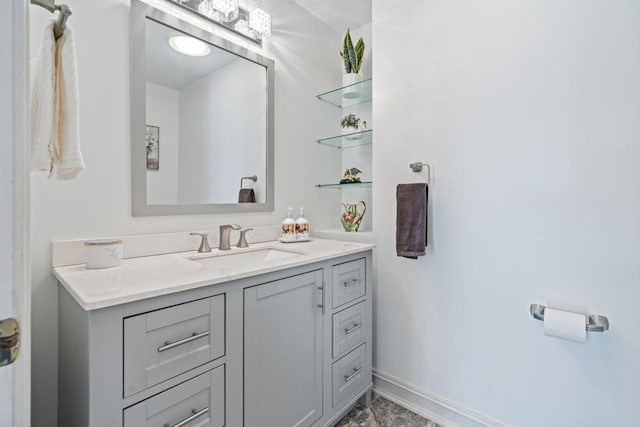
<box><xmin>169</xmin><ymin>35</ymin><xmax>211</xmax><ymax>56</ymax></box>
<box><xmin>171</xmin><ymin>0</ymin><xmax>272</xmax><ymax>43</ymax></box>
<box><xmin>209</xmin><ymin>0</ymin><xmax>239</xmax><ymax>22</ymax></box>
<box><xmin>248</xmin><ymin>6</ymin><xmax>271</xmax><ymax>37</ymax></box>
<box><xmin>234</xmin><ymin>19</ymin><xmax>253</xmax><ymax>38</ymax></box>
<box><xmin>197</xmin><ymin>0</ymin><xmax>222</xmax><ymax>21</ymax></box>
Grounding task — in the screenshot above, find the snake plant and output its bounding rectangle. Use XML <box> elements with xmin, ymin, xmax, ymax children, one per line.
<box><xmin>340</xmin><ymin>29</ymin><xmax>365</xmax><ymax>74</ymax></box>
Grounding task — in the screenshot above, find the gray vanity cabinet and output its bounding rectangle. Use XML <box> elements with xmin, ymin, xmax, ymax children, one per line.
<box><xmin>57</xmin><ymin>249</ymin><xmax>372</xmax><ymax>427</ymax></box>
<box><xmin>244</xmin><ymin>270</ymin><xmax>324</xmax><ymax>427</ymax></box>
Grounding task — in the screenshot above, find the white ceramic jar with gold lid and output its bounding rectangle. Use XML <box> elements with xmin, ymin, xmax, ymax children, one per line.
<box><xmin>84</xmin><ymin>239</ymin><xmax>123</xmax><ymax>269</ymax></box>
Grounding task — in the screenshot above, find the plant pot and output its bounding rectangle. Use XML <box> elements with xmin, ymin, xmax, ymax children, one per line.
<box><xmin>342</xmin><ymin>73</ymin><xmax>362</xmax><ymax>99</ymax></box>
<box><xmin>342</xmin><ymin>126</ymin><xmax>363</xmax><ymax>140</ymax></box>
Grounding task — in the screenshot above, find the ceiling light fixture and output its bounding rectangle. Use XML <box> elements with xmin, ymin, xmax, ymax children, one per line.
<box><xmin>169</xmin><ymin>35</ymin><xmax>211</xmax><ymax>56</ymax></box>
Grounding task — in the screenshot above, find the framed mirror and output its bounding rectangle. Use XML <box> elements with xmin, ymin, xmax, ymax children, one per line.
<box><xmin>131</xmin><ymin>0</ymin><xmax>274</xmax><ymax>216</ymax></box>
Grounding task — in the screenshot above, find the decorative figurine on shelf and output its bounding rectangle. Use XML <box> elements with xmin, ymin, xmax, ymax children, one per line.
<box><xmin>341</xmin><ymin>201</ymin><xmax>366</xmax><ymax>232</ymax></box>
<box><xmin>340</xmin><ymin>114</ymin><xmax>366</xmax><ymax>140</ymax></box>
<box><xmin>340</xmin><ymin>167</ymin><xmax>362</xmax><ymax>184</ymax></box>
<box><xmin>340</xmin><ymin>113</ymin><xmax>361</xmax><ymax>131</ymax></box>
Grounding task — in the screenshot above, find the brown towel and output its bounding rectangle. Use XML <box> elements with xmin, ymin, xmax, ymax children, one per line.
<box><xmin>396</xmin><ymin>183</ymin><xmax>428</xmax><ymax>259</ymax></box>
<box><xmin>238</xmin><ymin>188</ymin><xmax>256</xmax><ymax>203</ymax></box>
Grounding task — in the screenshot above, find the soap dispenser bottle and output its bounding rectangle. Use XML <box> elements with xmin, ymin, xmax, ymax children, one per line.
<box><xmin>282</xmin><ymin>207</ymin><xmax>296</xmax><ymax>241</ymax></box>
<box><xmin>295</xmin><ymin>206</ymin><xmax>309</xmax><ymax>240</ymax></box>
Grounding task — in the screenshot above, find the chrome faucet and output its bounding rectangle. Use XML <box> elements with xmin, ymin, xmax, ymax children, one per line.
<box><xmin>190</xmin><ymin>232</ymin><xmax>212</xmax><ymax>253</ymax></box>
<box><xmin>236</xmin><ymin>228</ymin><xmax>253</xmax><ymax>248</ymax></box>
<box><xmin>218</xmin><ymin>224</ymin><xmax>241</xmax><ymax>250</ymax></box>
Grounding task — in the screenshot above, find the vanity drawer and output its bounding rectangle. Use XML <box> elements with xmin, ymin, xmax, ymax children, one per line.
<box><xmin>124</xmin><ymin>365</ymin><xmax>225</xmax><ymax>427</ymax></box>
<box><xmin>332</xmin><ymin>344</ymin><xmax>367</xmax><ymax>407</ymax></box>
<box><xmin>332</xmin><ymin>301</ymin><xmax>367</xmax><ymax>358</ymax></box>
<box><xmin>332</xmin><ymin>258</ymin><xmax>366</xmax><ymax>309</ymax></box>
<box><xmin>124</xmin><ymin>295</ymin><xmax>225</xmax><ymax>397</ymax></box>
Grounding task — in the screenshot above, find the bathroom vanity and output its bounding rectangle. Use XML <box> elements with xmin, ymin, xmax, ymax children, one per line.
<box><xmin>54</xmin><ymin>238</ymin><xmax>373</xmax><ymax>427</ymax></box>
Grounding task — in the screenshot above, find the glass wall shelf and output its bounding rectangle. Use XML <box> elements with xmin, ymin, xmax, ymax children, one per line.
<box><xmin>317</xmin><ymin>78</ymin><xmax>372</xmax><ymax>108</ymax></box>
<box><xmin>316</xmin><ymin>181</ymin><xmax>373</xmax><ymax>189</ymax></box>
<box><xmin>316</xmin><ymin>129</ymin><xmax>373</xmax><ymax>149</ymax></box>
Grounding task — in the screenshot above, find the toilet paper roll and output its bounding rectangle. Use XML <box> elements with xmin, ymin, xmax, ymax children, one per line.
<box><xmin>543</xmin><ymin>308</ymin><xmax>586</xmax><ymax>343</ymax></box>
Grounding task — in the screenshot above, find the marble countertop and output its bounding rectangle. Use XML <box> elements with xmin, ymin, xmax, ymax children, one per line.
<box><xmin>53</xmin><ymin>238</ymin><xmax>374</xmax><ymax>311</ymax></box>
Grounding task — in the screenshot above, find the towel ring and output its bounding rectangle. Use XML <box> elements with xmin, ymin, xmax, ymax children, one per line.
<box><xmin>240</xmin><ymin>175</ymin><xmax>258</xmax><ymax>189</ymax></box>
<box><xmin>409</xmin><ymin>162</ymin><xmax>431</xmax><ymax>184</ymax></box>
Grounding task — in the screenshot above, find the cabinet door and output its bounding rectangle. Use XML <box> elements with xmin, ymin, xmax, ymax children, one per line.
<box><xmin>244</xmin><ymin>270</ymin><xmax>323</xmax><ymax>427</ymax></box>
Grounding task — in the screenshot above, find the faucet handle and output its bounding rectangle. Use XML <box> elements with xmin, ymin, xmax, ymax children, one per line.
<box><xmin>190</xmin><ymin>232</ymin><xmax>212</xmax><ymax>253</ymax></box>
<box><xmin>236</xmin><ymin>228</ymin><xmax>253</xmax><ymax>248</ymax></box>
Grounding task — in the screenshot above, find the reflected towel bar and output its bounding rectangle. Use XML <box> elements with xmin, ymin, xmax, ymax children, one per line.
<box><xmin>529</xmin><ymin>303</ymin><xmax>610</xmax><ymax>333</ymax></box>
<box><xmin>31</xmin><ymin>0</ymin><xmax>72</xmax><ymax>39</ymax></box>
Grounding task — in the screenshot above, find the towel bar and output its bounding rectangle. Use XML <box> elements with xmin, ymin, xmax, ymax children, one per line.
<box><xmin>529</xmin><ymin>304</ymin><xmax>609</xmax><ymax>332</ymax></box>
<box><xmin>31</xmin><ymin>0</ymin><xmax>72</xmax><ymax>39</ymax></box>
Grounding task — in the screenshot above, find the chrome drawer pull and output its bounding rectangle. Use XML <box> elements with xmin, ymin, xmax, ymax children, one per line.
<box><xmin>164</xmin><ymin>407</ymin><xmax>209</xmax><ymax>427</ymax></box>
<box><xmin>344</xmin><ymin>323</ymin><xmax>362</xmax><ymax>335</ymax></box>
<box><xmin>343</xmin><ymin>278</ymin><xmax>361</xmax><ymax>287</ymax></box>
<box><xmin>344</xmin><ymin>367</ymin><xmax>362</xmax><ymax>383</ymax></box>
<box><xmin>157</xmin><ymin>331</ymin><xmax>210</xmax><ymax>353</ymax></box>
<box><xmin>317</xmin><ymin>284</ymin><xmax>325</xmax><ymax>315</ymax></box>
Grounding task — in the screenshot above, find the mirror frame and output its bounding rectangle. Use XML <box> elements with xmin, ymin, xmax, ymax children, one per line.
<box><xmin>130</xmin><ymin>0</ymin><xmax>275</xmax><ymax>216</ymax></box>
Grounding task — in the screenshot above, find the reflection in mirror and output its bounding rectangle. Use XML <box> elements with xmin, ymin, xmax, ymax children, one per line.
<box><xmin>131</xmin><ymin>0</ymin><xmax>274</xmax><ymax>216</ymax></box>
<box><xmin>146</xmin><ymin>18</ymin><xmax>266</xmax><ymax>205</ymax></box>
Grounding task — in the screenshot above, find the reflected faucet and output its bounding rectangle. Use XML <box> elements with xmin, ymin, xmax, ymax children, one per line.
<box><xmin>219</xmin><ymin>224</ymin><xmax>241</xmax><ymax>250</ymax></box>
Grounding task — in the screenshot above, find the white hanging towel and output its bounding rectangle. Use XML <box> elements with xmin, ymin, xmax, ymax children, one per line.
<box><xmin>51</xmin><ymin>23</ymin><xmax>85</xmax><ymax>180</ymax></box>
<box><xmin>30</xmin><ymin>19</ymin><xmax>56</xmax><ymax>172</ymax></box>
<box><xmin>30</xmin><ymin>20</ymin><xmax>85</xmax><ymax>179</ymax></box>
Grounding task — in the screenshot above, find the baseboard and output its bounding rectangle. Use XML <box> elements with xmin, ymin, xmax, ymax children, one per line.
<box><xmin>372</xmin><ymin>369</ymin><xmax>507</xmax><ymax>427</ymax></box>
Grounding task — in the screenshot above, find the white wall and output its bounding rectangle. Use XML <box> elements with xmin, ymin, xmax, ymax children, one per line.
<box><xmin>178</xmin><ymin>58</ymin><xmax>266</xmax><ymax>204</ymax></box>
<box><xmin>146</xmin><ymin>82</ymin><xmax>179</xmax><ymax>204</ymax></box>
<box><xmin>29</xmin><ymin>0</ymin><xmax>342</xmax><ymax>425</ymax></box>
<box><xmin>372</xmin><ymin>1</ymin><xmax>640</xmax><ymax>426</ymax></box>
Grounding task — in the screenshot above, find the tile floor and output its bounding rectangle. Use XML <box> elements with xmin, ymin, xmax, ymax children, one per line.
<box><xmin>336</xmin><ymin>395</ymin><xmax>441</xmax><ymax>427</ymax></box>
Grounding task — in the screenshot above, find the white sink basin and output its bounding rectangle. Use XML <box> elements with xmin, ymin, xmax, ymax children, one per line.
<box><xmin>190</xmin><ymin>247</ymin><xmax>304</xmax><ymax>269</ymax></box>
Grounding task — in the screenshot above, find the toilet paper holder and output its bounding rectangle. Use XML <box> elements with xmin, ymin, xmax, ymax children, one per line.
<box><xmin>530</xmin><ymin>304</ymin><xmax>610</xmax><ymax>333</ymax></box>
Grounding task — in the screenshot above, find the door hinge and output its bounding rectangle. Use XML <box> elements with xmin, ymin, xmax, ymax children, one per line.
<box><xmin>0</xmin><ymin>317</ymin><xmax>19</xmax><ymax>367</ymax></box>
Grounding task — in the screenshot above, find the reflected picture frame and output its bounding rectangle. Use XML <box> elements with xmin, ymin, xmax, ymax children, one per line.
<box><xmin>145</xmin><ymin>125</ymin><xmax>159</xmax><ymax>170</ymax></box>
